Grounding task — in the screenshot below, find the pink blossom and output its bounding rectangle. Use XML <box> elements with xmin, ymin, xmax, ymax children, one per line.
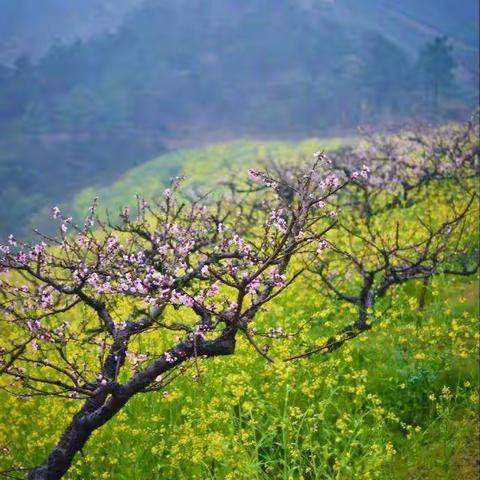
<box><xmin>269</xmin><ymin>210</ymin><xmax>288</xmax><ymax>233</ymax></box>
<box><xmin>164</xmin><ymin>352</ymin><xmax>177</xmax><ymax>364</ymax></box>
<box><xmin>323</xmin><ymin>173</ymin><xmax>340</xmax><ymax>190</ymax></box>
<box><xmin>246</xmin><ymin>276</ymin><xmax>261</xmax><ymax>294</ymax></box>
<box><xmin>206</xmin><ymin>281</ymin><xmax>220</xmax><ymax>297</ymax></box>
<box><xmin>248</xmin><ymin>169</ymin><xmax>263</xmax><ymax>182</ymax></box>
<box><xmin>171</xmin><ymin>291</ymin><xmax>194</xmax><ymax>307</ymax></box>
<box><xmin>52</xmin><ymin>206</ymin><xmax>61</xmax><ymax>219</ymax></box>
<box><xmin>32</xmin><ymin>243</ymin><xmax>46</xmax><ymax>256</ymax></box>
<box><xmin>317</xmin><ymin>239</ymin><xmax>329</xmax><ymax>253</ymax></box>
<box><xmin>269</xmin><ymin>270</ymin><xmax>287</xmax><ymax>288</ymax></box>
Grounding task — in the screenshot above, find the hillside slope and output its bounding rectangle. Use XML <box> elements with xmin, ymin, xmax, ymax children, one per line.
<box><xmin>1</xmin><ymin>1</ymin><xmax>477</xmax><ymax>70</ymax></box>
<box><xmin>335</xmin><ymin>0</ymin><xmax>479</xmax><ymax>87</ymax></box>
<box><xmin>56</xmin><ymin>137</ymin><xmax>348</xmax><ymax>226</ymax></box>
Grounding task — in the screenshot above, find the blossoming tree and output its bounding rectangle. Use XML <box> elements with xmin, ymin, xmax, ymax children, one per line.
<box><xmin>0</xmin><ymin>157</ymin><xmax>351</xmax><ymax>479</ymax></box>
<box><xmin>302</xmin><ymin>117</ymin><xmax>479</xmax><ymax>354</ymax></box>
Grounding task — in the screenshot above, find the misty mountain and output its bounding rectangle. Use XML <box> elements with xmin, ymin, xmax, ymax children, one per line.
<box><xmin>331</xmin><ymin>0</ymin><xmax>479</xmax><ymax>88</ymax></box>
<box><xmin>0</xmin><ymin>0</ymin><xmax>144</xmax><ymax>64</ymax></box>
<box><xmin>0</xmin><ymin>0</ymin><xmax>477</xmax><ymax>239</ymax></box>
<box><xmin>1</xmin><ymin>0</ymin><xmax>477</xmax><ymax>76</ymax></box>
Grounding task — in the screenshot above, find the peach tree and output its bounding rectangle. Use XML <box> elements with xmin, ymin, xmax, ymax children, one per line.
<box><xmin>0</xmin><ymin>157</ymin><xmax>349</xmax><ymax>479</ymax></box>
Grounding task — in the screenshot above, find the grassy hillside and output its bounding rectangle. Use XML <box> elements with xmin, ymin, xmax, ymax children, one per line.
<box><xmin>60</xmin><ymin>137</ymin><xmax>348</xmax><ymax>224</ymax></box>
<box><xmin>1</xmin><ymin>268</ymin><xmax>478</xmax><ymax>479</ymax></box>
<box><xmin>2</xmin><ymin>126</ymin><xmax>479</xmax><ymax>479</ymax></box>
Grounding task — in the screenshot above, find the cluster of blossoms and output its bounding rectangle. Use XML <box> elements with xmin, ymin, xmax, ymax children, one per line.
<box><xmin>351</xmin><ymin>165</ymin><xmax>370</xmax><ymax>181</ymax></box>
<box><xmin>269</xmin><ymin>269</ymin><xmax>287</xmax><ymax>288</ymax></box>
<box><xmin>321</xmin><ymin>173</ymin><xmax>341</xmax><ymax>190</ymax></box>
<box><xmin>125</xmin><ymin>351</ymin><xmax>148</xmax><ymax>369</ymax></box>
<box><xmin>248</xmin><ymin>168</ymin><xmax>278</xmax><ymax>189</ymax></box>
<box><xmin>192</xmin><ymin>323</ymin><xmax>214</xmax><ymax>340</ymax></box>
<box><xmin>0</xmin><ymin>157</ymin><xmax>352</xmax><ymax>479</ymax></box>
<box><xmin>164</xmin><ymin>351</ymin><xmax>179</xmax><ymax>364</ymax></box>
<box><xmin>51</xmin><ymin>206</ymin><xmax>73</xmax><ymax>233</ymax></box>
<box><xmin>317</xmin><ymin>238</ymin><xmax>329</xmax><ymax>254</ymax></box>
<box><xmin>266</xmin><ymin>326</ymin><xmax>285</xmax><ymax>338</ymax></box>
<box><xmin>342</xmin><ymin>116</ymin><xmax>479</xmax><ymax>192</ymax></box>
<box><xmin>268</xmin><ymin>209</ymin><xmax>288</xmax><ymax>233</ymax></box>
<box><xmin>38</xmin><ymin>286</ymin><xmax>54</xmax><ymax>309</ymax></box>
<box><xmin>246</xmin><ymin>275</ymin><xmax>261</xmax><ymax>294</ymax></box>
<box><xmin>171</xmin><ymin>290</ymin><xmax>195</xmax><ymax>307</ymax></box>
<box><xmin>228</xmin><ymin>233</ymin><xmax>253</xmax><ymax>256</ymax></box>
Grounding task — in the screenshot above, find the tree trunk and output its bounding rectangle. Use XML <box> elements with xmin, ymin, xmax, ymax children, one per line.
<box><xmin>28</xmin><ymin>417</ymin><xmax>95</xmax><ymax>480</ymax></box>
<box><xmin>418</xmin><ymin>276</ymin><xmax>430</xmax><ymax>311</ymax></box>
<box><xmin>28</xmin><ymin>389</ymin><xmax>130</xmax><ymax>480</ymax></box>
<box><xmin>28</xmin><ymin>327</ymin><xmax>237</xmax><ymax>479</ymax></box>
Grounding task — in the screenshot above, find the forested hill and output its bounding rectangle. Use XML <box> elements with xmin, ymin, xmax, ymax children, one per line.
<box><xmin>0</xmin><ymin>0</ymin><xmax>478</xmax><ymax>239</ymax></box>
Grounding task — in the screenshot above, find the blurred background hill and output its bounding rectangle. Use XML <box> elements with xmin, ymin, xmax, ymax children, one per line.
<box><xmin>0</xmin><ymin>0</ymin><xmax>478</xmax><ymax>238</ymax></box>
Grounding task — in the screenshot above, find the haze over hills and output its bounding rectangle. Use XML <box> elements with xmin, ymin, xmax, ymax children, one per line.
<box><xmin>2</xmin><ymin>0</ymin><xmax>477</xmax><ymax>75</ymax></box>
<box><xmin>332</xmin><ymin>0</ymin><xmax>479</xmax><ymax>88</ymax></box>
<box><xmin>0</xmin><ymin>0</ymin><xmax>478</xmax><ymax>239</ymax></box>
<box><xmin>0</xmin><ymin>0</ymin><xmax>144</xmax><ymax>64</ymax></box>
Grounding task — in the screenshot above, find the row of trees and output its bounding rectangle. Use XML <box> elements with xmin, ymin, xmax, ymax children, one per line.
<box><xmin>0</xmin><ymin>33</ymin><xmax>461</xmax><ymax>133</ymax></box>
<box><xmin>0</xmin><ymin>115</ymin><xmax>478</xmax><ymax>479</ymax></box>
<box><xmin>334</xmin><ymin>35</ymin><xmax>461</xmax><ymax>126</ymax></box>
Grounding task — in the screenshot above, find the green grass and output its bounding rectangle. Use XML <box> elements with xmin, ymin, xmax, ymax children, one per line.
<box><xmin>1</xmin><ymin>275</ymin><xmax>478</xmax><ymax>479</ymax></box>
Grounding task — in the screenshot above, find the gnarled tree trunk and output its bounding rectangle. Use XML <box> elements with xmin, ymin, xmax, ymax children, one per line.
<box><xmin>28</xmin><ymin>328</ymin><xmax>237</xmax><ymax>480</ymax></box>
